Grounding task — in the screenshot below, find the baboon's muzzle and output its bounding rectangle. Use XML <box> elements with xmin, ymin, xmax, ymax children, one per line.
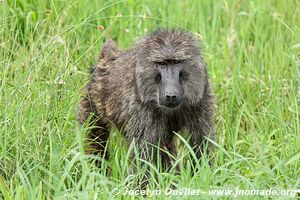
<box><xmin>159</xmin><ymin>66</ymin><xmax>183</xmax><ymax>108</ymax></box>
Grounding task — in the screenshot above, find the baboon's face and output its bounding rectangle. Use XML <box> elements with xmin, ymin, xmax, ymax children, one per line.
<box><xmin>135</xmin><ymin>30</ymin><xmax>207</xmax><ymax>109</ymax></box>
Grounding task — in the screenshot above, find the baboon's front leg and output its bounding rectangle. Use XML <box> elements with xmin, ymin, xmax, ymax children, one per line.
<box><xmin>187</xmin><ymin>121</ymin><xmax>213</xmax><ymax>165</ymax></box>
<box><xmin>128</xmin><ymin>138</ymin><xmax>159</xmax><ymax>189</ymax></box>
<box><xmin>160</xmin><ymin>140</ymin><xmax>178</xmax><ymax>172</ymax></box>
<box><xmin>125</xmin><ymin>117</ymin><xmax>165</xmax><ymax>188</ymax></box>
<box><xmin>189</xmin><ymin>132</ymin><xmax>205</xmax><ymax>160</ymax></box>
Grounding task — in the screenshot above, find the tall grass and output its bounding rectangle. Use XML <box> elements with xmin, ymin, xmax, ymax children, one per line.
<box><xmin>0</xmin><ymin>0</ymin><xmax>299</xmax><ymax>199</ymax></box>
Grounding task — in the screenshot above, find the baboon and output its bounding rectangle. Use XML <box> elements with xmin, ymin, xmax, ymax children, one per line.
<box><xmin>77</xmin><ymin>29</ymin><xmax>215</xmax><ymax>178</ymax></box>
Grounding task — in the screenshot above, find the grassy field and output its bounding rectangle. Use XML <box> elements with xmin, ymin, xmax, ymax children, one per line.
<box><xmin>0</xmin><ymin>0</ymin><xmax>300</xmax><ymax>199</ymax></box>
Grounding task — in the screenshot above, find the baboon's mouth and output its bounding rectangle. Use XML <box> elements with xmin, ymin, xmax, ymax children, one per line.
<box><xmin>159</xmin><ymin>101</ymin><xmax>182</xmax><ymax>109</ymax></box>
<box><xmin>165</xmin><ymin>103</ymin><xmax>181</xmax><ymax>108</ymax></box>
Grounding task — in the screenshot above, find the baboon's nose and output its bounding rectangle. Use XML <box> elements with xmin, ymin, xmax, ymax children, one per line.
<box><xmin>165</xmin><ymin>94</ymin><xmax>182</xmax><ymax>108</ymax></box>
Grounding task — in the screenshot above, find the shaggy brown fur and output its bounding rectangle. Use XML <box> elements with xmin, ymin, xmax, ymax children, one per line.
<box><xmin>77</xmin><ymin>29</ymin><xmax>215</xmax><ymax>176</ymax></box>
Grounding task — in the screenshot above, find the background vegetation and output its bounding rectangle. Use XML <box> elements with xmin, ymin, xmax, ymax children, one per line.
<box><xmin>0</xmin><ymin>0</ymin><xmax>299</xmax><ymax>199</ymax></box>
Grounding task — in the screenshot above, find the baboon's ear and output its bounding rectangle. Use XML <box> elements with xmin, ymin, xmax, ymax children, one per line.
<box><xmin>99</xmin><ymin>39</ymin><xmax>120</xmax><ymax>61</ymax></box>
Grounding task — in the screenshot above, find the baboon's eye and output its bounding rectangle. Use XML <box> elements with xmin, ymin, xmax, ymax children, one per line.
<box><xmin>173</xmin><ymin>60</ymin><xmax>181</xmax><ymax>64</ymax></box>
<box><xmin>155</xmin><ymin>73</ymin><xmax>162</xmax><ymax>83</ymax></box>
<box><xmin>154</xmin><ymin>60</ymin><xmax>183</xmax><ymax>65</ymax></box>
<box><xmin>154</xmin><ymin>61</ymin><xmax>167</xmax><ymax>65</ymax></box>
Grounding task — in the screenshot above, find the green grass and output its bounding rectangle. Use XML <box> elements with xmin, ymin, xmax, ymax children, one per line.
<box><xmin>0</xmin><ymin>0</ymin><xmax>300</xmax><ymax>199</ymax></box>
